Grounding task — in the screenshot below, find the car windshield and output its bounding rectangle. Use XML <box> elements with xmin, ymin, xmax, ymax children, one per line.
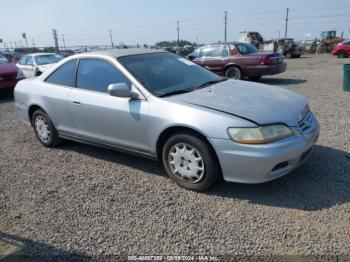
<box><xmin>118</xmin><ymin>52</ymin><xmax>223</xmax><ymax>97</ymax></box>
<box><xmin>34</xmin><ymin>54</ymin><xmax>62</xmax><ymax>65</ymax></box>
<box><xmin>235</xmin><ymin>43</ymin><xmax>258</xmax><ymax>54</ymax></box>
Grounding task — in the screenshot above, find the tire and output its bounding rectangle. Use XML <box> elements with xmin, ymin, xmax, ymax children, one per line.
<box><xmin>248</xmin><ymin>76</ymin><xmax>262</xmax><ymax>81</ymax></box>
<box><xmin>224</xmin><ymin>66</ymin><xmax>242</xmax><ymax>80</ymax></box>
<box><xmin>31</xmin><ymin>109</ymin><xmax>61</xmax><ymax>147</ymax></box>
<box><xmin>337</xmin><ymin>51</ymin><xmax>347</xmax><ymax>58</ymax></box>
<box><xmin>286</xmin><ymin>53</ymin><xmax>293</xmax><ymax>59</ymax></box>
<box><xmin>162</xmin><ymin>133</ymin><xmax>220</xmax><ymax>191</ymax></box>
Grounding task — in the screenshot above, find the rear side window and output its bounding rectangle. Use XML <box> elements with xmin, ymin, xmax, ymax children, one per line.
<box><xmin>76</xmin><ymin>59</ymin><xmax>130</xmax><ymax>93</ymax></box>
<box><xmin>220</xmin><ymin>46</ymin><xmax>229</xmax><ymax>57</ymax></box>
<box><xmin>197</xmin><ymin>46</ymin><xmax>221</xmax><ymax>58</ymax></box>
<box><xmin>25</xmin><ymin>56</ymin><xmax>34</xmax><ymax>65</ymax></box>
<box><xmin>45</xmin><ymin>59</ymin><xmax>77</xmax><ymax>87</ymax></box>
<box><xmin>235</xmin><ymin>43</ymin><xmax>258</xmax><ymax>54</ymax></box>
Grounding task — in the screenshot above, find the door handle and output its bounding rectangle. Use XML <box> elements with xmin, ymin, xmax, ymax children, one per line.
<box><xmin>72</xmin><ymin>100</ymin><xmax>81</xmax><ymax>105</ymax></box>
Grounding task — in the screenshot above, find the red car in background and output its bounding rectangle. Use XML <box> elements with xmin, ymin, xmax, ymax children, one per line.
<box><xmin>0</xmin><ymin>52</ymin><xmax>24</xmax><ymax>90</ymax></box>
<box><xmin>188</xmin><ymin>42</ymin><xmax>287</xmax><ymax>80</ymax></box>
<box><xmin>332</xmin><ymin>40</ymin><xmax>350</xmax><ymax>58</ymax></box>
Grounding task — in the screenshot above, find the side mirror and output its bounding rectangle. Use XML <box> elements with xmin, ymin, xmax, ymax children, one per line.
<box><xmin>107</xmin><ymin>83</ymin><xmax>139</xmax><ymax>99</ymax></box>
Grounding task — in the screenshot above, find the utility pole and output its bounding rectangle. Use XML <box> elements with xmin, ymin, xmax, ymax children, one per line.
<box><xmin>32</xmin><ymin>38</ymin><xmax>35</xmax><ymax>48</ymax></box>
<box><xmin>177</xmin><ymin>21</ymin><xmax>180</xmax><ymax>47</ymax></box>
<box><xmin>62</xmin><ymin>34</ymin><xmax>66</xmax><ymax>49</ymax></box>
<box><xmin>52</xmin><ymin>29</ymin><xmax>59</xmax><ymax>53</ymax></box>
<box><xmin>22</xmin><ymin>33</ymin><xmax>28</xmax><ymax>48</ymax></box>
<box><xmin>284</xmin><ymin>7</ymin><xmax>289</xmax><ymax>39</ymax></box>
<box><xmin>224</xmin><ymin>11</ymin><xmax>228</xmax><ymax>43</ymax></box>
<box><xmin>109</xmin><ymin>29</ymin><xmax>114</xmax><ymax>48</ymax></box>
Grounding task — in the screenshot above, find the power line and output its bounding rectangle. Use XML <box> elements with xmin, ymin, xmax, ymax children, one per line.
<box><xmin>290</xmin><ymin>13</ymin><xmax>350</xmax><ymax>19</ymax></box>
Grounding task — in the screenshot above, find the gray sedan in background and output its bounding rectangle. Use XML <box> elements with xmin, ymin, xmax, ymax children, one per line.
<box><xmin>14</xmin><ymin>49</ymin><xmax>319</xmax><ymax>191</ymax></box>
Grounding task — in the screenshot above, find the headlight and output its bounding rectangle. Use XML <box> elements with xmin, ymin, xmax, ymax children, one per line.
<box><xmin>16</xmin><ymin>70</ymin><xmax>25</xmax><ymax>80</ymax></box>
<box><xmin>228</xmin><ymin>125</ymin><xmax>294</xmax><ymax>144</ymax></box>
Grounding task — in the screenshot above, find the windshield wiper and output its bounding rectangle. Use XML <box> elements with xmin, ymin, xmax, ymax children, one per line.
<box><xmin>191</xmin><ymin>78</ymin><xmax>228</xmax><ymax>90</ymax></box>
<box><xmin>158</xmin><ymin>89</ymin><xmax>195</xmax><ymax>98</ymax></box>
<box><xmin>158</xmin><ymin>78</ymin><xmax>228</xmax><ymax>98</ymax></box>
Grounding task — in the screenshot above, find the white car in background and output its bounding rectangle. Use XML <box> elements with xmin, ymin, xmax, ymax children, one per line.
<box><xmin>16</xmin><ymin>53</ymin><xmax>63</xmax><ymax>77</ymax></box>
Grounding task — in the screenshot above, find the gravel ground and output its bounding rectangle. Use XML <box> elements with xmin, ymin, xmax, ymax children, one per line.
<box><xmin>1</xmin><ymin>54</ymin><xmax>350</xmax><ymax>260</ymax></box>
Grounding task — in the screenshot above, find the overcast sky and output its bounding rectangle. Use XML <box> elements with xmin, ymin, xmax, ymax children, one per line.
<box><xmin>1</xmin><ymin>0</ymin><xmax>350</xmax><ymax>48</ymax></box>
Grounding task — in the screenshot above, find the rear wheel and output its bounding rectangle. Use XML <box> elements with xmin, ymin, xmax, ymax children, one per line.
<box><xmin>225</xmin><ymin>66</ymin><xmax>242</xmax><ymax>80</ymax></box>
<box><xmin>286</xmin><ymin>53</ymin><xmax>293</xmax><ymax>59</ymax></box>
<box><xmin>32</xmin><ymin>109</ymin><xmax>61</xmax><ymax>147</ymax></box>
<box><xmin>162</xmin><ymin>133</ymin><xmax>220</xmax><ymax>191</ymax></box>
<box><xmin>337</xmin><ymin>51</ymin><xmax>347</xmax><ymax>58</ymax></box>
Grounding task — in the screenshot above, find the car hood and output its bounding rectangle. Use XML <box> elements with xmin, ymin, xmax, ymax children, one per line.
<box><xmin>0</xmin><ymin>63</ymin><xmax>18</xmax><ymax>75</ymax></box>
<box><xmin>37</xmin><ymin>63</ymin><xmax>56</xmax><ymax>71</ymax></box>
<box><xmin>167</xmin><ymin>80</ymin><xmax>307</xmax><ymax>126</ymax></box>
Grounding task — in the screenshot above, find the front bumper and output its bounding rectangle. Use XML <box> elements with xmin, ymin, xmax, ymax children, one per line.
<box><xmin>209</xmin><ymin>113</ymin><xmax>319</xmax><ymax>183</ymax></box>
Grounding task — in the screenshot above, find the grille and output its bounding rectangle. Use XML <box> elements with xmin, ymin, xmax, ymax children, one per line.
<box><xmin>298</xmin><ymin>112</ymin><xmax>314</xmax><ymax>133</ymax></box>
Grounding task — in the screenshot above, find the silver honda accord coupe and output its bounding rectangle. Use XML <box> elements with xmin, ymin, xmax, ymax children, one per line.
<box><xmin>14</xmin><ymin>49</ymin><xmax>319</xmax><ymax>191</ymax></box>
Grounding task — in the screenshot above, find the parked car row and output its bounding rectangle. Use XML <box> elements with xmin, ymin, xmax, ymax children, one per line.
<box><xmin>0</xmin><ymin>52</ymin><xmax>24</xmax><ymax>90</ymax></box>
<box><xmin>0</xmin><ymin>52</ymin><xmax>63</xmax><ymax>91</ymax></box>
<box><xmin>1</xmin><ymin>42</ymin><xmax>286</xmax><ymax>93</ymax></box>
<box><xmin>16</xmin><ymin>53</ymin><xmax>63</xmax><ymax>77</ymax></box>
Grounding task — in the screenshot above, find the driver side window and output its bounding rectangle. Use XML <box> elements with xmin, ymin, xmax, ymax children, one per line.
<box><xmin>76</xmin><ymin>59</ymin><xmax>131</xmax><ymax>93</ymax></box>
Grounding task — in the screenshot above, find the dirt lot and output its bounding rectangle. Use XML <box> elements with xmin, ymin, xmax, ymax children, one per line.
<box><xmin>1</xmin><ymin>54</ymin><xmax>350</xmax><ymax>259</ymax></box>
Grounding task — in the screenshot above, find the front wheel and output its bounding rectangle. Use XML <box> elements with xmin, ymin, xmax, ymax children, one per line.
<box><xmin>32</xmin><ymin>109</ymin><xmax>61</xmax><ymax>147</ymax></box>
<box><xmin>337</xmin><ymin>51</ymin><xmax>347</xmax><ymax>58</ymax></box>
<box><xmin>225</xmin><ymin>66</ymin><xmax>242</xmax><ymax>80</ymax></box>
<box><xmin>162</xmin><ymin>133</ymin><xmax>220</xmax><ymax>191</ymax></box>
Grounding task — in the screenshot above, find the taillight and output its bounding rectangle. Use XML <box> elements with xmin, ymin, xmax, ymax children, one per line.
<box><xmin>261</xmin><ymin>56</ymin><xmax>277</xmax><ymax>65</ymax></box>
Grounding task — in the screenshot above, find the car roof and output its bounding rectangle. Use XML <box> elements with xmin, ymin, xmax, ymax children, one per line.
<box><xmin>26</xmin><ymin>53</ymin><xmax>57</xmax><ymax>57</ymax></box>
<box><xmin>88</xmin><ymin>48</ymin><xmax>168</xmax><ymax>58</ymax></box>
